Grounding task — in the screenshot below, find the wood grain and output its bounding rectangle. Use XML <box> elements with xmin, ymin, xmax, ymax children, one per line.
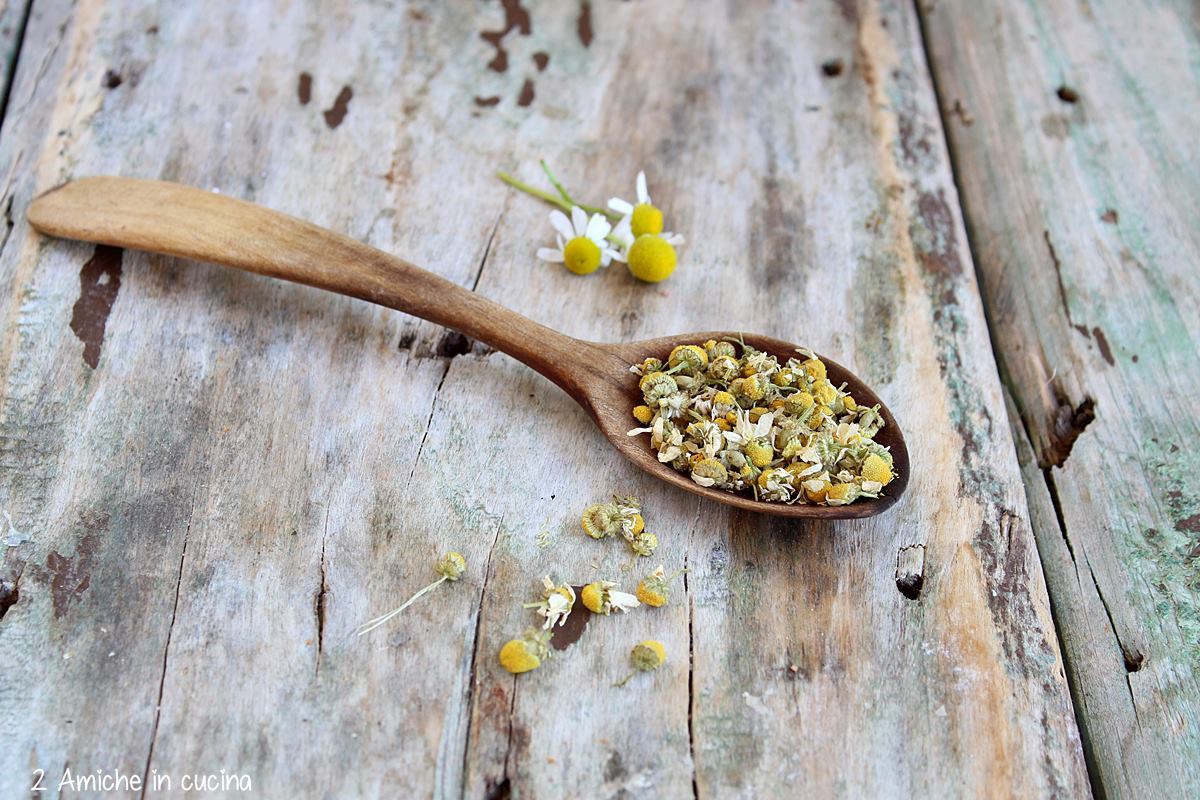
<box><xmin>0</xmin><ymin>1</ymin><xmax>1085</xmax><ymax>797</ymax></box>
<box><xmin>921</xmin><ymin>0</ymin><xmax>1200</xmax><ymax>795</ymax></box>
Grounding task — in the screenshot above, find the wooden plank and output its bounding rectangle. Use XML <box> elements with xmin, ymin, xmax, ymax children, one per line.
<box><xmin>920</xmin><ymin>0</ymin><xmax>1200</xmax><ymax>795</ymax></box>
<box><xmin>0</xmin><ymin>0</ymin><xmax>1087</xmax><ymax>797</ymax></box>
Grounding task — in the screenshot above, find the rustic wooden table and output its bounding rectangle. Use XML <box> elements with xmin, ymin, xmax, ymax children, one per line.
<box><xmin>0</xmin><ymin>1</ymin><xmax>1195</xmax><ymax>797</ymax></box>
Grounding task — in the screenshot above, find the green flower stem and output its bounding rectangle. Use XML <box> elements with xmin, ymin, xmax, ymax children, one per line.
<box><xmin>496</xmin><ymin>170</ymin><xmax>620</xmax><ymax>222</ymax></box>
<box><xmin>539</xmin><ymin>160</ymin><xmax>575</xmax><ymax>205</ymax></box>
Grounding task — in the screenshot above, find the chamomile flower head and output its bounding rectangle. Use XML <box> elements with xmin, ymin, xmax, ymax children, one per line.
<box><xmin>615</xmin><ymin>639</ymin><xmax>667</xmax><ymax>686</ymax></box>
<box><xmin>636</xmin><ymin>565</ymin><xmax>671</xmax><ymax>607</ymax></box>
<box><xmin>356</xmin><ymin>550</ymin><xmax>467</xmax><ymax>636</ymax></box>
<box><xmin>580</xmin><ymin>580</ymin><xmax>641</xmax><ymax>615</ymax></box>
<box><xmin>499</xmin><ymin>628</ymin><xmax>553</xmax><ymax>674</ymax></box>
<box><xmin>861</xmin><ymin>453</ymin><xmax>894</xmax><ymax>486</ymax></box>
<box><xmin>537</xmin><ymin>206</ymin><xmax>620</xmax><ymax>275</ymax></box>
<box><xmin>608</xmin><ymin>172</ymin><xmax>686</xmax><ymax>244</ymax></box>
<box><xmin>626</xmin><ymin>234</ymin><xmax>681</xmax><ymax>283</ymax></box>
<box><xmin>629</xmin><ymin>530</ymin><xmax>659</xmax><ymax>557</ymax></box>
<box><xmin>436</xmin><ymin>551</ymin><xmax>467</xmax><ymax>581</ymax></box>
<box><xmin>524</xmin><ymin>575</ymin><xmax>577</xmax><ymax>629</ymax></box>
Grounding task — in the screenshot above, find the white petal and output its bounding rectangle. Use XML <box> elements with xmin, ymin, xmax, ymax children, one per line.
<box><xmin>636</xmin><ymin>171</ymin><xmax>650</xmax><ymax>204</ymax></box>
<box><xmin>663</xmin><ymin>232</ymin><xmax>686</xmax><ymax>246</ymax></box>
<box><xmin>609</xmin><ymin>591</ymin><xmax>640</xmax><ymax>611</ymax></box>
<box><xmin>627</xmin><ymin>427</ymin><xmax>654</xmax><ymax>436</ymax></box>
<box><xmin>609</xmin><ymin>198</ymin><xmax>634</xmax><ymax>215</ymax></box>
<box><xmin>549</xmin><ymin>210</ymin><xmax>574</xmax><ymax>240</ymax></box>
<box><xmin>692</xmin><ymin>475</ymin><xmax>716</xmax><ymax>487</ymax></box>
<box><xmin>599</xmin><ymin>250</ymin><xmax>613</xmax><ymax>267</ymax></box>
<box><xmin>586</xmin><ymin>214</ymin><xmax>611</xmax><ymax>241</ymax></box>
<box><xmin>570</xmin><ymin>206</ymin><xmax>588</xmax><ymax>236</ymax></box>
<box><xmin>537</xmin><ymin>248</ymin><xmax>564</xmax><ymax>263</ymax></box>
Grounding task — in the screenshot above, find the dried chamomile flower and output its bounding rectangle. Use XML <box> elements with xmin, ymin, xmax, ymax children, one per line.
<box><xmin>581</xmin><ymin>495</ymin><xmax>643</xmax><ymax>541</ymax></box>
<box><xmin>436</xmin><ymin>551</ymin><xmax>467</xmax><ymax>580</ymax></box>
<box><xmin>629</xmin><ymin>530</ymin><xmax>659</xmax><ymax>557</ymax></box>
<box><xmin>580</xmin><ymin>580</ymin><xmax>640</xmax><ymax>615</ymax></box>
<box><xmin>537</xmin><ymin>207</ymin><xmax>621</xmax><ymax>275</ymax></box>
<box><xmin>357</xmin><ymin>551</ymin><xmax>467</xmax><ymax>636</ymax></box>
<box><xmin>499</xmin><ymin>628</ymin><xmax>553</xmax><ymax>674</ymax></box>
<box><xmin>861</xmin><ymin>453</ymin><xmax>894</xmax><ymax>486</ymax></box>
<box><xmin>635</xmin><ymin>565</ymin><xmax>680</xmax><ymax>607</ymax></box>
<box><xmin>524</xmin><ymin>575</ymin><xmax>577</xmax><ymax>629</ymax></box>
<box><xmin>627</xmin><ymin>341</ymin><xmax>896</xmax><ymax>505</ymax></box>
<box><xmin>614</xmin><ymin>640</ymin><xmax>667</xmax><ymax>686</ymax></box>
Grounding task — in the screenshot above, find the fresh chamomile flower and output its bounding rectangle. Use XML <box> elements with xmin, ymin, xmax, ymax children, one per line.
<box><xmin>356</xmin><ymin>551</ymin><xmax>467</xmax><ymax>636</ymax></box>
<box><xmin>580</xmin><ymin>580</ymin><xmax>641</xmax><ymax>615</ymax></box>
<box><xmin>499</xmin><ymin>628</ymin><xmax>553</xmax><ymax>674</ymax></box>
<box><xmin>537</xmin><ymin>206</ymin><xmax>620</xmax><ymax>275</ymax></box>
<box><xmin>614</xmin><ymin>640</ymin><xmax>667</xmax><ymax>686</ymax></box>
<box><xmin>626</xmin><ymin>234</ymin><xmax>682</xmax><ymax>283</ymax></box>
<box><xmin>524</xmin><ymin>575</ymin><xmax>576</xmax><ymax>629</ymax></box>
<box><xmin>608</xmin><ymin>171</ymin><xmax>686</xmax><ymax>242</ymax></box>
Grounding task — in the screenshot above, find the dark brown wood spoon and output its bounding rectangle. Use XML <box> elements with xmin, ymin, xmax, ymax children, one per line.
<box><xmin>27</xmin><ymin>177</ymin><xmax>908</xmax><ymax>518</ymax></box>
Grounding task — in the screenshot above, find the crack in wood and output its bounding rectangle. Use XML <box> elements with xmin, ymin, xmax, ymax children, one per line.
<box><xmin>685</xmin><ymin>498</ymin><xmax>701</xmax><ymax>799</ymax></box>
<box><xmin>1043</xmin><ymin>230</ymin><xmax>1090</xmax><ymax>338</ymax></box>
<box><xmin>459</xmin><ymin>514</ymin><xmax>505</xmax><ymax>794</ymax></box>
<box><xmin>0</xmin><ymin>0</ymin><xmax>33</xmax><ymax>131</ymax></box>
<box><xmin>139</xmin><ymin>484</ymin><xmax>198</xmax><ymax>798</ymax></box>
<box><xmin>406</xmin><ymin>212</ymin><xmax>503</xmax><ymax>486</ymax></box>
<box><xmin>314</xmin><ymin>505</ymin><xmax>330</xmax><ymax>675</ymax></box>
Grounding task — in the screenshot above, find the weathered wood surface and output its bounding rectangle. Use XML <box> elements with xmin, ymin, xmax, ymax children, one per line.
<box><xmin>0</xmin><ymin>1</ymin><xmax>1088</xmax><ymax>797</ymax></box>
<box><xmin>921</xmin><ymin>1</ymin><xmax>1200</xmax><ymax>796</ymax></box>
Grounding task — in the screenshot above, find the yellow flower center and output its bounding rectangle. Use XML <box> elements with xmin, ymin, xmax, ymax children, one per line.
<box><xmin>626</xmin><ymin>234</ymin><xmax>677</xmax><ymax>283</ymax></box>
<box><xmin>581</xmin><ymin>583</ymin><xmax>606</xmax><ymax>613</ymax></box>
<box><xmin>563</xmin><ymin>236</ymin><xmax>602</xmax><ymax>275</ymax></box>
<box><xmin>630</xmin><ymin>203</ymin><xmax>663</xmax><ymax>237</ymax></box>
<box><xmin>861</xmin><ymin>454</ymin><xmax>893</xmax><ymax>485</ymax></box>
<box><xmin>498</xmin><ymin>640</ymin><xmax>541</xmax><ymax>673</ymax></box>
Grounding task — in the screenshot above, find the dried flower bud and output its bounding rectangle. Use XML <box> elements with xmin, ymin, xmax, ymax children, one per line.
<box><xmin>580</xmin><ymin>581</ymin><xmax>640</xmax><ymax>615</ymax></box>
<box><xmin>436</xmin><ymin>551</ymin><xmax>467</xmax><ymax>581</ymax></box>
<box><xmin>499</xmin><ymin>629</ymin><xmax>553</xmax><ymax>674</ymax></box>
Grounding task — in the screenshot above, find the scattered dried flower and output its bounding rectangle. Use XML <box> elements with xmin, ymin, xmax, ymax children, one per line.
<box><xmin>635</xmin><ymin>565</ymin><xmax>682</xmax><ymax>607</ymax></box>
<box><xmin>499</xmin><ymin>628</ymin><xmax>553</xmax><ymax>674</ymax></box>
<box><xmin>615</xmin><ymin>640</ymin><xmax>667</xmax><ymax>686</ymax></box>
<box><xmin>357</xmin><ymin>551</ymin><xmax>467</xmax><ymax>636</ymax></box>
<box><xmin>524</xmin><ymin>575</ymin><xmax>577</xmax><ymax>629</ymax></box>
<box><xmin>580</xmin><ymin>580</ymin><xmax>640</xmax><ymax>615</ymax></box>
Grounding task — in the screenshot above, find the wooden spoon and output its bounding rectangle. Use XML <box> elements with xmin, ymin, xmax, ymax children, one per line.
<box><xmin>27</xmin><ymin>177</ymin><xmax>908</xmax><ymax>519</ymax></box>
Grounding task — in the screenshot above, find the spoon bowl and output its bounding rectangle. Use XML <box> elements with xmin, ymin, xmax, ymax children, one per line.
<box><xmin>28</xmin><ymin>177</ymin><xmax>908</xmax><ymax>519</ymax></box>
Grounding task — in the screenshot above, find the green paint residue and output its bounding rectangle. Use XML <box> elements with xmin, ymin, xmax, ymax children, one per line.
<box><xmin>1126</xmin><ymin>439</ymin><xmax>1200</xmax><ymax>666</ymax></box>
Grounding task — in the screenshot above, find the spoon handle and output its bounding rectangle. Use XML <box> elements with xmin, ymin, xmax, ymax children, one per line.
<box><xmin>28</xmin><ymin>177</ymin><xmax>607</xmax><ymax>400</ymax></box>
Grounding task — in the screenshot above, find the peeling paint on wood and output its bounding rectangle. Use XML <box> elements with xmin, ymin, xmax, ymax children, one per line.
<box><xmin>922</xmin><ymin>0</ymin><xmax>1200</xmax><ymax>794</ymax></box>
